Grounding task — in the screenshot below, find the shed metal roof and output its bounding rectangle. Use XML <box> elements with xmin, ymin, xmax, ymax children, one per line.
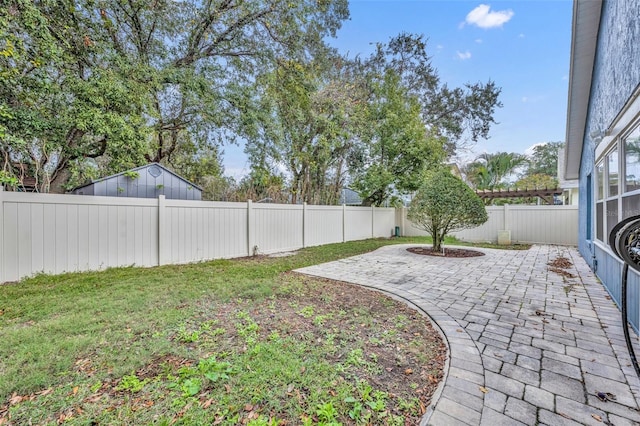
<box><xmin>72</xmin><ymin>163</ymin><xmax>202</xmax><ymax>192</ymax></box>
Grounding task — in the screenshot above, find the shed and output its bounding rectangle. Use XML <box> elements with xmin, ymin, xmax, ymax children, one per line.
<box><xmin>70</xmin><ymin>163</ymin><xmax>202</xmax><ymax>200</ymax></box>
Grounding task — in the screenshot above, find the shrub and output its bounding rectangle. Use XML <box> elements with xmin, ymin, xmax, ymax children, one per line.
<box><xmin>408</xmin><ymin>168</ymin><xmax>488</xmax><ymax>251</ymax></box>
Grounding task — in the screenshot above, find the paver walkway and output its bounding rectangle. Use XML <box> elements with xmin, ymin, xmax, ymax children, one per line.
<box><xmin>296</xmin><ymin>244</ymin><xmax>640</xmax><ymax>425</ymax></box>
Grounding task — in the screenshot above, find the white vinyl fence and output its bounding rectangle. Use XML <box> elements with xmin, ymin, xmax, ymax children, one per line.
<box><xmin>402</xmin><ymin>204</ymin><xmax>579</xmax><ymax>246</ymax></box>
<box><xmin>0</xmin><ymin>189</ymin><xmax>396</xmax><ymax>283</ymax></box>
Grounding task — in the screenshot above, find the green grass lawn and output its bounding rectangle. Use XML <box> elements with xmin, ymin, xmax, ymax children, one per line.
<box><xmin>0</xmin><ymin>236</ymin><xmax>525</xmax><ymax>425</ymax></box>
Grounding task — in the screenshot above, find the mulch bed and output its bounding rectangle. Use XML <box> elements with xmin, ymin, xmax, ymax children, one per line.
<box><xmin>407</xmin><ymin>247</ymin><xmax>485</xmax><ymax>258</ymax></box>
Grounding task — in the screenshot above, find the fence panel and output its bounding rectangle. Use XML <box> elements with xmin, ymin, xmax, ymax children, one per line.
<box><xmin>452</xmin><ymin>206</ymin><xmax>506</xmax><ymax>242</ymax></box>
<box><xmin>402</xmin><ymin>205</ymin><xmax>578</xmax><ymax>245</ymax></box>
<box><xmin>164</xmin><ymin>200</ymin><xmax>248</xmax><ymax>264</ymax></box>
<box><xmin>2</xmin><ymin>192</ymin><xmax>158</xmax><ymax>282</ymax></box>
<box><xmin>1</xmin><ymin>188</ymin><xmax>580</xmax><ymax>284</ymax></box>
<box><xmin>305</xmin><ymin>205</ymin><xmax>344</xmax><ymax>247</ymax></box>
<box><xmin>252</xmin><ymin>203</ymin><xmax>304</xmax><ymax>254</ymax></box>
<box><xmin>508</xmin><ymin>205</ymin><xmax>578</xmax><ymax>245</ymax></box>
<box><xmin>373</xmin><ymin>208</ymin><xmax>396</xmax><ymax>237</ymax></box>
<box><xmin>344</xmin><ymin>206</ymin><xmax>373</xmax><ymax>241</ymax></box>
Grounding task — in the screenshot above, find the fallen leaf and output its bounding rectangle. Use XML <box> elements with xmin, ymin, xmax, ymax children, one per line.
<box><xmin>72</xmin><ymin>386</ymin><xmax>79</xmax><ymax>395</ymax></box>
<box><xmin>456</xmin><ymin>329</ymin><xmax>463</xmax><ymax>333</ymax></box>
<box><xmin>9</xmin><ymin>393</ymin><xmax>23</xmax><ymax>405</ymax></box>
<box><xmin>591</xmin><ymin>414</ymin><xmax>602</xmax><ymax>422</ymax></box>
<box><xmin>300</xmin><ymin>366</ymin><xmax>306</xmax><ymax>374</ymax></box>
<box><xmin>559</xmin><ymin>412</ymin><xmax>571</xmax><ymax>419</ymax></box>
<box><xmin>479</xmin><ymin>386</ymin><xmax>489</xmax><ymax>394</ymax></box>
<box><xmin>244</xmin><ymin>404</ymin><xmax>254</xmax><ymax>411</ymax></box>
<box><xmin>405</xmin><ymin>368</ymin><xmax>413</xmax><ymax>375</ymax></box>
<box><xmin>202</xmin><ymin>398</ymin><xmax>214</xmax><ymax>409</ymax></box>
<box><xmin>287</xmin><ymin>384</ymin><xmax>294</xmax><ymax>393</ymax></box>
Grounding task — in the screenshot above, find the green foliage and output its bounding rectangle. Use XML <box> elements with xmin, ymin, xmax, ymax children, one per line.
<box><xmin>115</xmin><ymin>374</ymin><xmax>148</xmax><ymax>393</ymax></box>
<box><xmin>245</xmin><ymin>51</ymin><xmax>364</xmax><ymax>205</ymax></box>
<box><xmin>316</xmin><ymin>402</ymin><xmax>339</xmax><ymax>424</ymax></box>
<box><xmin>527</xmin><ymin>141</ymin><xmax>563</xmax><ymax>177</ymax></box>
<box><xmin>123</xmin><ymin>170</ymin><xmax>140</xmax><ymax>180</ymax></box>
<box><xmin>350</xmin><ymin>70</ymin><xmax>445</xmax><ymax>206</ymax></box>
<box><xmin>463</xmin><ymin>152</ymin><xmax>529</xmax><ymax>191</ymax></box>
<box><xmin>365</xmin><ymin>33</ymin><xmax>502</xmax><ymax>153</ymax></box>
<box><xmin>408</xmin><ymin>168</ymin><xmax>488</xmax><ymax>251</ymax></box>
<box><xmin>0</xmin><ymin>170</ymin><xmax>19</xmax><ymax>187</ymax></box>
<box><xmin>2</xmin><ymin>0</ymin><xmax>349</xmax><ymax>192</ymax></box>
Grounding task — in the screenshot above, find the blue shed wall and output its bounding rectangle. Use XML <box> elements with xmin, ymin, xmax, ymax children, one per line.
<box><xmin>72</xmin><ymin>164</ymin><xmax>202</xmax><ymax>200</ymax></box>
<box><xmin>579</xmin><ymin>0</ymin><xmax>640</xmax><ymax>330</ymax></box>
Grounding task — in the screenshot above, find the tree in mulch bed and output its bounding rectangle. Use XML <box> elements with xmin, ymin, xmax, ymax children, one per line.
<box><xmin>408</xmin><ymin>167</ymin><xmax>488</xmax><ymax>252</ymax></box>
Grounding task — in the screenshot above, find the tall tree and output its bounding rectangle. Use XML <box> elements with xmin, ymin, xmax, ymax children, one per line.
<box><xmin>244</xmin><ymin>50</ymin><xmax>365</xmax><ymax>204</ymax></box>
<box><xmin>1</xmin><ymin>0</ymin><xmax>349</xmax><ymax>192</ymax></box>
<box><xmin>463</xmin><ymin>152</ymin><xmax>528</xmax><ymax>190</ymax></box>
<box><xmin>365</xmin><ymin>33</ymin><xmax>502</xmax><ymax>155</ymax></box>
<box><xmin>349</xmin><ymin>70</ymin><xmax>445</xmax><ymax>206</ymax></box>
<box><xmin>348</xmin><ymin>33</ymin><xmax>502</xmax><ymax>205</ymax></box>
<box><xmin>526</xmin><ymin>141</ymin><xmax>563</xmax><ymax>177</ymax></box>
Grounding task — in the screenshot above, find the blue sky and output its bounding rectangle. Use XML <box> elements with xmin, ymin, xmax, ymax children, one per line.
<box><xmin>223</xmin><ymin>0</ymin><xmax>573</xmax><ymax>178</ymax></box>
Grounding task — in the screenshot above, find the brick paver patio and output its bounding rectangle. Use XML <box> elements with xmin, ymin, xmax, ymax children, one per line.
<box><xmin>296</xmin><ymin>244</ymin><xmax>640</xmax><ymax>425</ymax></box>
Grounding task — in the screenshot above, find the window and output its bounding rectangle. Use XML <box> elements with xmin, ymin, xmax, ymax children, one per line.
<box><xmin>608</xmin><ymin>149</ymin><xmax>619</xmax><ymax>197</ymax></box>
<box><xmin>597</xmin><ymin>162</ymin><xmax>604</xmax><ymax>200</ymax></box>
<box><xmin>625</xmin><ymin>126</ymin><xmax>640</xmax><ymax>193</ymax></box>
<box><xmin>596</xmin><ymin>161</ymin><xmax>604</xmax><ymax>241</ymax></box>
<box><xmin>595</xmin><ymin>120</ymin><xmax>640</xmax><ymax>245</ymax></box>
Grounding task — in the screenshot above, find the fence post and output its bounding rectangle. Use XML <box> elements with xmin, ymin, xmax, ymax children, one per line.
<box><xmin>302</xmin><ymin>202</ymin><xmax>307</xmax><ymax>248</ymax></box>
<box><xmin>247</xmin><ymin>200</ymin><xmax>254</xmax><ymax>256</ymax></box>
<box><xmin>401</xmin><ymin>206</ymin><xmax>406</xmax><ymax>237</ymax></box>
<box><xmin>504</xmin><ymin>204</ymin><xmax>510</xmax><ymax>230</ymax></box>
<box><xmin>158</xmin><ymin>195</ymin><xmax>167</xmax><ymax>265</ymax></box>
<box><xmin>497</xmin><ymin>204</ymin><xmax>512</xmax><ymax>245</ymax></box>
<box><xmin>371</xmin><ymin>205</ymin><xmax>375</xmax><ymax>238</ymax></box>
<box><xmin>0</xmin><ymin>186</ymin><xmax>4</xmax><ymax>283</ymax></box>
<box><xmin>342</xmin><ymin>204</ymin><xmax>346</xmax><ymax>242</ymax></box>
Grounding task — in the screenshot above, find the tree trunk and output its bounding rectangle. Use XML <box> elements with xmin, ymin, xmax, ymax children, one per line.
<box><xmin>48</xmin><ymin>167</ymin><xmax>71</xmax><ymax>194</ymax></box>
<box><xmin>432</xmin><ymin>230</ymin><xmax>441</xmax><ymax>252</ymax></box>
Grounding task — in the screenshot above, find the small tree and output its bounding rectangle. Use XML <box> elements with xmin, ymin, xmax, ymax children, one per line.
<box><xmin>408</xmin><ymin>168</ymin><xmax>488</xmax><ymax>251</ymax></box>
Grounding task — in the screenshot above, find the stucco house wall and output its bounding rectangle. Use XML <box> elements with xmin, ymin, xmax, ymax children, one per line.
<box><xmin>569</xmin><ymin>0</ymin><xmax>640</xmax><ymax>330</ymax></box>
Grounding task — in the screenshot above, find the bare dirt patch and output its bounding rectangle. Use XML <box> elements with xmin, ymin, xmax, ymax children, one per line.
<box><xmin>407</xmin><ymin>246</ymin><xmax>485</xmax><ymax>258</ymax></box>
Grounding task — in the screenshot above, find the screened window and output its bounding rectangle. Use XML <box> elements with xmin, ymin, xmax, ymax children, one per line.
<box><xmin>597</xmin><ymin>162</ymin><xmax>604</xmax><ymax>200</ymax></box>
<box><xmin>625</xmin><ymin>126</ymin><xmax>640</xmax><ymax>192</ymax></box>
<box><xmin>596</xmin><ymin>202</ymin><xmax>603</xmax><ymax>241</ymax></box>
<box><xmin>608</xmin><ymin>149</ymin><xmax>619</xmax><ymax>197</ymax></box>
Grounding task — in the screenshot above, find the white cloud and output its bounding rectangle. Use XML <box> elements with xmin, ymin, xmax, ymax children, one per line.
<box><xmin>465</xmin><ymin>4</ymin><xmax>514</xmax><ymax>29</ymax></box>
<box><xmin>475</xmin><ymin>39</ymin><xmax>483</xmax><ymax>44</ymax></box>
<box><xmin>457</xmin><ymin>51</ymin><xmax>472</xmax><ymax>60</ymax></box>
<box><xmin>522</xmin><ymin>95</ymin><xmax>546</xmax><ymax>103</ymax></box>
<box><xmin>562</xmin><ymin>75</ymin><xmax>568</xmax><ymax>81</ymax></box>
<box><xmin>525</xmin><ymin>142</ymin><xmax>548</xmax><ymax>156</ymax></box>
<box><xmin>518</xmin><ymin>33</ymin><xmax>525</xmax><ymax>38</ymax></box>
<box><xmin>437</xmin><ymin>44</ymin><xmax>444</xmax><ymax>50</ymax></box>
